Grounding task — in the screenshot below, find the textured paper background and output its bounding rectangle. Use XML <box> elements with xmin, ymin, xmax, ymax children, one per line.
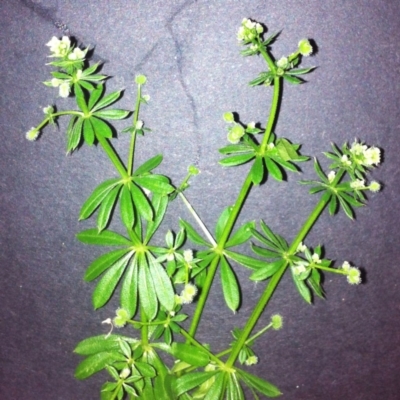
<box><xmin>1</xmin><ymin>1</ymin><xmax>399</xmax><ymax>399</ymax></box>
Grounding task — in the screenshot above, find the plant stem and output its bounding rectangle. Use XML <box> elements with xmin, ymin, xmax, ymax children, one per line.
<box><xmin>95</xmin><ymin>133</ymin><xmax>129</xmax><ymax>179</ymax></box>
<box><xmin>127</xmin><ymin>84</ymin><xmax>142</xmax><ymax>175</ymax></box>
<box><xmin>187</xmin><ymin>173</ymin><xmax>253</xmax><ymax>338</ymax></box>
<box><xmin>178</xmin><ymin>192</ymin><xmax>216</xmax><ymax>246</ymax></box>
<box><xmin>187</xmin><ymin>52</ymin><xmax>282</xmax><ymax>339</ymax></box>
<box><xmin>140</xmin><ymin>305</ymin><xmax>149</xmax><ymax>346</ymax></box>
<box><xmin>226</xmin><ymin>193</ymin><xmax>333</xmax><ymax>368</ymax></box>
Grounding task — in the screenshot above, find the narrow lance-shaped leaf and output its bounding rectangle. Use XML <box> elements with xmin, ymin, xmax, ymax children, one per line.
<box><xmin>130</xmin><ymin>182</ymin><xmax>153</xmax><ymax>221</ymax></box>
<box><xmin>145</xmin><ymin>193</ymin><xmax>168</xmax><ymax>243</ymax></box>
<box><xmin>215</xmin><ymin>206</ymin><xmax>232</xmax><ymax>242</ymax></box>
<box><xmin>79</xmin><ymin>178</ymin><xmax>120</xmax><ymax>220</ymax></box>
<box><xmin>138</xmin><ymin>254</ymin><xmax>158</xmax><ymax>320</ymax></box>
<box><xmin>220</xmin><ymin>256</ymin><xmax>240</xmax><ymax>312</ymax></box>
<box><xmin>83</xmin><ymin>118</ymin><xmax>95</xmax><ymax>146</ymax></box>
<box><xmin>119</xmin><ymin>183</ymin><xmax>135</xmax><ymax>229</ymax></box>
<box><xmin>148</xmin><ymin>254</ymin><xmax>175</xmax><ymax>311</ymax></box>
<box><xmin>97</xmin><ymin>185</ymin><xmax>121</xmax><ymax>232</ymax></box>
<box><xmin>77</xmin><ymin>228</ymin><xmax>131</xmax><ymax>246</ymax></box>
<box><xmin>120</xmin><ymin>255</ymin><xmax>139</xmax><ymax>317</ymax></box>
<box><xmin>133</xmin><ymin>154</ymin><xmax>163</xmax><ymax>175</ymax></box>
<box><xmin>92</xmin><ymin>252</ymin><xmax>133</xmax><ymax>309</ymax></box>
<box><xmin>238</xmin><ymin>369</ymin><xmax>282</xmax><ymax>398</ymax></box>
<box><xmin>91</xmin><ymin>89</ymin><xmax>123</xmax><ymax>112</ymax></box>
<box><xmin>170</xmin><ymin>343</ymin><xmax>210</xmax><ymax>367</ymax></box>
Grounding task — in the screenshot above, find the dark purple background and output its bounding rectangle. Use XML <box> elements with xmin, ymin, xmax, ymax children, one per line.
<box><xmin>1</xmin><ymin>1</ymin><xmax>399</xmax><ymax>399</ymax></box>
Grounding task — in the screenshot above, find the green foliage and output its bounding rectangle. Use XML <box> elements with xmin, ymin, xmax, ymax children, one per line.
<box><xmin>27</xmin><ymin>18</ymin><xmax>383</xmax><ymax>399</ymax></box>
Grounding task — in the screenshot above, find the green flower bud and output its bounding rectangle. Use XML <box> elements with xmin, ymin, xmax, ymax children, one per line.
<box><xmin>271</xmin><ymin>314</ymin><xmax>283</xmax><ymax>330</ymax></box>
<box><xmin>298</xmin><ymin>39</ymin><xmax>313</xmax><ymax>56</ymax></box>
<box><xmin>227</xmin><ymin>124</ymin><xmax>245</xmax><ymax>144</ymax></box>
<box><xmin>188</xmin><ymin>165</ymin><xmax>200</xmax><ymax>175</ymax></box>
<box><xmin>223</xmin><ymin>112</ymin><xmax>235</xmax><ymax>123</ymax></box>
<box><xmin>135</xmin><ymin>74</ymin><xmax>147</xmax><ymax>85</ymax></box>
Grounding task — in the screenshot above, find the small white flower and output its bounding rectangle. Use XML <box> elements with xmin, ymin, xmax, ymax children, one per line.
<box><xmin>363</xmin><ymin>146</ymin><xmax>381</xmax><ymax>166</ymax></box>
<box><xmin>247</xmin><ymin>121</ymin><xmax>256</xmax><ymax>129</ymax></box>
<box><xmin>267</xmin><ymin>142</ymin><xmax>275</xmax><ymax>149</ymax></box>
<box><xmin>135</xmin><ymin>120</ymin><xmax>144</xmax><ymax>129</ymax></box>
<box><xmin>245</xmin><ymin>355</ymin><xmax>258</xmax><ymax>366</ymax></box>
<box><xmin>296</xmin><ymin>242</ymin><xmax>307</xmax><ymax>253</ymax></box>
<box><xmin>180</xmin><ymin>283</ymin><xmax>198</xmax><ymax>304</ymax></box>
<box><xmin>183</xmin><ymin>249</ymin><xmax>193</xmax><ymax>263</ymax></box>
<box><xmin>51</xmin><ymin>78</ymin><xmax>62</xmax><ymax>87</ymax></box>
<box><xmin>59</xmin><ymin>81</ymin><xmax>71</xmax><ymax>98</ymax></box>
<box><xmin>68</xmin><ymin>47</ymin><xmax>85</xmax><ymax>60</ymax></box>
<box><xmin>347</xmin><ymin>267</ymin><xmax>361</xmax><ymax>285</ymax></box>
<box><xmin>311</xmin><ymin>253</ymin><xmax>321</xmax><ymax>264</ymax></box>
<box><xmin>350</xmin><ymin>141</ymin><xmax>367</xmax><ymax>156</ymax></box>
<box><xmin>341</xmin><ymin>261</ymin><xmax>351</xmax><ymax>271</ymax></box>
<box><xmin>328</xmin><ymin>171</ymin><xmax>336</xmax><ymax>183</ymax></box>
<box><xmin>293</xmin><ymin>264</ymin><xmax>307</xmax><ymax>275</ymax></box>
<box><xmin>350</xmin><ymin>179</ymin><xmax>365</xmax><ymax>190</ymax></box>
<box><xmin>26</xmin><ymin>127</ymin><xmax>39</xmax><ymax>141</ymax></box>
<box><xmin>276</xmin><ymin>57</ymin><xmax>289</xmax><ymax>69</ymax></box>
<box><xmin>43</xmin><ymin>105</ymin><xmax>54</xmax><ymax>115</ymax></box>
<box><xmin>46</xmin><ymin>36</ymin><xmax>71</xmax><ymax>57</ymax></box>
<box><xmin>142</xmin><ymin>94</ymin><xmax>151</xmax><ymax>102</ymax></box>
<box><xmin>341</xmin><ymin>154</ymin><xmax>352</xmax><ymax>167</ymax></box>
<box><xmin>119</xmin><ymin>368</ymin><xmax>131</xmax><ymax>379</ymax></box>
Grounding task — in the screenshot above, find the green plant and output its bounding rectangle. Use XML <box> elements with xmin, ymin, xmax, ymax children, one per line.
<box><xmin>26</xmin><ymin>18</ymin><xmax>383</xmax><ymax>399</ymax></box>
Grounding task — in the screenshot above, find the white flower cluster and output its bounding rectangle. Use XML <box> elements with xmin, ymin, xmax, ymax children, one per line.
<box><xmin>342</xmin><ymin>261</ymin><xmax>361</xmax><ymax>285</ymax></box>
<box><xmin>177</xmin><ymin>283</ymin><xmax>198</xmax><ymax>304</ymax></box>
<box><xmin>349</xmin><ymin>141</ymin><xmax>381</xmax><ymax>167</ymax></box>
<box><xmin>50</xmin><ymin>78</ymin><xmax>71</xmax><ymax>98</ymax></box>
<box><xmin>46</xmin><ymin>36</ymin><xmax>86</xmax><ymax>60</ymax></box>
<box><xmin>237</xmin><ymin>18</ymin><xmax>263</xmax><ymax>42</ymax></box>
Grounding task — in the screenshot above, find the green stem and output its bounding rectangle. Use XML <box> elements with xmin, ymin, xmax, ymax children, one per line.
<box><xmin>140</xmin><ymin>305</ymin><xmax>149</xmax><ymax>346</ymax></box>
<box><xmin>260</xmin><ymin>76</ymin><xmax>281</xmax><ymax>153</ymax></box>
<box><xmin>127</xmin><ymin>84</ymin><xmax>142</xmax><ymax>175</ymax></box>
<box><xmin>226</xmin><ymin>189</ymin><xmax>336</xmax><ymax>368</ymax></box>
<box><xmin>187</xmin><ymin>173</ymin><xmax>253</xmax><ymax>338</ymax></box>
<box><xmin>95</xmin><ymin>133</ymin><xmax>129</xmax><ymax>179</ymax></box>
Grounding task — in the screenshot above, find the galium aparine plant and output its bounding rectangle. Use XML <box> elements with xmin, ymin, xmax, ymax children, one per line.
<box><xmin>25</xmin><ymin>17</ymin><xmax>382</xmax><ymax>399</ymax></box>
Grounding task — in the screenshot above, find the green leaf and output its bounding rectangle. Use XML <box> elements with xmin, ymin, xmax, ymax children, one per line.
<box><xmin>313</xmin><ymin>158</ymin><xmax>328</xmax><ymax>183</ymax></box>
<box><xmin>225</xmin><ymin>221</ymin><xmax>255</xmax><ymax>248</ymax></box>
<box><xmin>138</xmin><ymin>255</ymin><xmax>158</xmax><ymax>320</ymax></box>
<box><xmin>251</xmin><ymin>244</ymin><xmax>281</xmax><ymax>259</ymax></box>
<box><xmin>179</xmin><ymin>219</ymin><xmax>211</xmax><ymax>247</ymax></box>
<box><xmin>134</xmin><ymin>175</ymin><xmax>174</xmax><ymax>195</ymax></box>
<box><xmin>79</xmin><ymin>178</ymin><xmax>120</xmax><ymax>220</ymax></box>
<box><xmin>308</xmin><ymin>268</ymin><xmax>324</xmax><ymax>299</ymax></box>
<box><xmin>170</xmin><ymin>343</ymin><xmax>210</xmax><ymax>367</ymax></box>
<box><xmin>282</xmin><ymin>74</ymin><xmax>303</xmax><ymax>85</ymax></box>
<box><xmin>119</xmin><ymin>184</ymin><xmax>135</xmax><ymax>229</ymax></box>
<box><xmin>67</xmin><ymin>116</ymin><xmax>83</xmax><ymax>153</ymax></box>
<box><xmin>220</xmin><ymin>257</ymin><xmax>240</xmax><ymax>311</ymax></box>
<box><xmin>91</xmin><ymin>89</ymin><xmax>123</xmax><ymax>112</ymax></box>
<box><xmin>259</xmin><ymin>221</ymin><xmax>285</xmax><ymax>250</ymax></box>
<box><xmin>227</xmin><ymin>373</ymin><xmax>244</xmax><ymax>400</ymax></box>
<box><xmin>74</xmin><ymin>334</ymin><xmax>134</xmax><ymax>355</ymax></box>
<box><xmin>93</xmin><ymin>109</ymin><xmax>130</xmax><ymax>120</ymax></box>
<box><xmin>215</xmin><ymin>206</ymin><xmax>232</xmax><ymax>242</ymax></box>
<box><xmin>77</xmin><ymin>229</ymin><xmax>131</xmax><ymax>246</ymax></box>
<box><xmin>83</xmin><ymin>118</ymin><xmax>95</xmax><ymax>146</ymax></box>
<box><xmin>88</xmin><ymin>83</ymin><xmax>105</xmax><ymax>110</ymax></box>
<box><xmin>92</xmin><ymin>252</ymin><xmax>133</xmax><ymax>309</ymax></box>
<box><xmin>145</xmin><ymin>193</ymin><xmax>168</xmax><ymax>243</ymax></box>
<box><xmin>219</xmin><ymin>153</ymin><xmax>255</xmax><ymax>167</ymax></box>
<box><xmin>238</xmin><ymin>369</ymin><xmax>281</xmax><ymax>398</ymax></box>
<box><xmin>120</xmin><ymin>256</ymin><xmax>138</xmax><ymax>317</ymax></box>
<box><xmin>203</xmin><ymin>372</ymin><xmax>225</xmax><ymax>400</ymax></box>
<box><xmin>224</xmin><ymin>250</ymin><xmax>266</xmax><ymax>270</ymax></box>
<box><xmin>286</xmin><ymin>67</ymin><xmax>315</xmax><ymax>75</ymax></box>
<box><xmin>84</xmin><ymin>248</ymin><xmax>130</xmax><ymax>282</ymax></box>
<box><xmin>219</xmin><ymin>144</ymin><xmax>254</xmax><ymax>154</ymax></box>
<box><xmin>75</xmin><ymin>351</ymin><xmax>125</xmax><ymax>380</ymax></box>
<box><xmin>148</xmin><ymin>255</ymin><xmax>175</xmax><ymax>311</ymax></box>
<box><xmin>291</xmin><ymin>269</ymin><xmax>312</xmax><ymax>304</ymax></box>
<box><xmin>134</xmin><ymin>154</ymin><xmax>163</xmax><ymax>175</ymax></box>
<box><xmin>97</xmin><ymin>185</ymin><xmax>121</xmax><ymax>232</ymax></box>
<box><xmin>337</xmin><ymin>195</ymin><xmax>354</xmax><ymax>219</ymax></box>
<box><xmin>250</xmin><ymin>156</ymin><xmax>264</xmax><ymax>184</ymax></box>
<box><xmin>265</xmin><ymin>157</ymin><xmax>283</xmax><ymax>181</ymax></box>
<box><xmin>328</xmin><ymin>193</ymin><xmax>338</xmax><ymax>215</ymax></box>
<box><xmin>92</xmin><ymin>116</ymin><xmax>113</xmax><ymax>139</ymax></box>
<box><xmin>130</xmin><ymin>182</ymin><xmax>153</xmax><ymax>221</ymax></box>
<box><xmin>74</xmin><ymin>83</ymin><xmax>88</xmax><ymax>112</ymax></box>
<box><xmin>135</xmin><ymin>362</ymin><xmax>156</xmax><ymax>378</ymax></box>
<box><xmin>250</xmin><ymin>260</ymin><xmax>285</xmax><ymax>281</ymax></box>
<box><xmin>174</xmin><ymin>372</ymin><xmax>218</xmax><ymax>397</ymax></box>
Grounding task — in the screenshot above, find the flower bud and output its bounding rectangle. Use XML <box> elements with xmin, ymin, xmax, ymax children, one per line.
<box><xmin>135</xmin><ymin>74</ymin><xmax>147</xmax><ymax>85</ymax></box>
<box><xmin>26</xmin><ymin>127</ymin><xmax>39</xmax><ymax>141</ymax></box>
